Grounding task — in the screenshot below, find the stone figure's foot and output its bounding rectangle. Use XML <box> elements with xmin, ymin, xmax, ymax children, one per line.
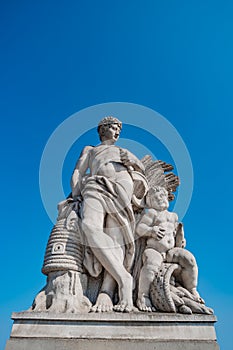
<box><xmin>113</xmin><ymin>301</ymin><xmax>134</xmax><ymax>313</ymax></box>
<box><xmin>137</xmin><ymin>295</ymin><xmax>156</xmax><ymax>312</ymax></box>
<box><xmin>190</xmin><ymin>288</ymin><xmax>205</xmax><ymax>304</ymax></box>
<box><xmin>113</xmin><ymin>275</ymin><xmax>134</xmax><ymax>312</ymax></box>
<box><xmin>91</xmin><ymin>293</ymin><xmax>113</xmax><ymax>312</ymax></box>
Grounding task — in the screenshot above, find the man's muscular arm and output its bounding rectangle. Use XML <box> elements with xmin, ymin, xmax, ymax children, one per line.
<box><xmin>120</xmin><ymin>148</ymin><xmax>145</xmax><ymax>173</ymax></box>
<box><xmin>70</xmin><ymin>146</ymin><xmax>92</xmax><ymax>198</ymax></box>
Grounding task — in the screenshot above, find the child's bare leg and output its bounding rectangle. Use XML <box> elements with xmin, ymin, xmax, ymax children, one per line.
<box><xmin>137</xmin><ymin>248</ymin><xmax>163</xmax><ymax>312</ymax></box>
<box><xmin>166</xmin><ymin>248</ymin><xmax>204</xmax><ymax>303</ymax></box>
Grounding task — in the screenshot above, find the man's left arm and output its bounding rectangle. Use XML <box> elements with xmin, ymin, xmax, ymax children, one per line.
<box><xmin>120</xmin><ymin>148</ymin><xmax>145</xmax><ymax>173</ymax></box>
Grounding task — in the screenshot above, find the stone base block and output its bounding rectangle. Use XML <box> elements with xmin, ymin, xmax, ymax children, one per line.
<box><xmin>5</xmin><ymin>311</ymin><xmax>219</xmax><ymax>350</ymax></box>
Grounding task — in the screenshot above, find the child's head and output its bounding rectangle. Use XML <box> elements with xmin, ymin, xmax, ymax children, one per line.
<box><xmin>146</xmin><ymin>186</ymin><xmax>169</xmax><ymax>210</ymax></box>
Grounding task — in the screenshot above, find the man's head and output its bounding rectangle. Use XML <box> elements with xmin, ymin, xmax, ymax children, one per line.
<box><xmin>146</xmin><ymin>186</ymin><xmax>169</xmax><ymax>211</ymax></box>
<box><xmin>97</xmin><ymin>116</ymin><xmax>122</xmax><ymax>142</ymax></box>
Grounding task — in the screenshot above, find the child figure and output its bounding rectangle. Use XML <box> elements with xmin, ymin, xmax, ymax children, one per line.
<box><xmin>136</xmin><ymin>186</ymin><xmax>203</xmax><ymax>312</ymax></box>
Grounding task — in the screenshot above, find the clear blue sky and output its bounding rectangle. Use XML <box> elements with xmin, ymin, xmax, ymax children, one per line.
<box><xmin>1</xmin><ymin>1</ymin><xmax>233</xmax><ymax>349</ymax></box>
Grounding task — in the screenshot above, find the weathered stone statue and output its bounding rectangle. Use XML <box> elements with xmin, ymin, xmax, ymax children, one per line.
<box><xmin>31</xmin><ymin>116</ymin><xmax>213</xmax><ymax>315</ymax></box>
<box><xmin>6</xmin><ymin>116</ymin><xmax>219</xmax><ymax>350</ymax></box>
<box><xmin>136</xmin><ymin>186</ymin><xmax>212</xmax><ymax>314</ymax></box>
<box><xmin>71</xmin><ymin>116</ymin><xmax>148</xmax><ymax>312</ymax></box>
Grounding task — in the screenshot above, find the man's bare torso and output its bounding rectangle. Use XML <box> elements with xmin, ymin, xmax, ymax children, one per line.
<box><xmin>87</xmin><ymin>144</ymin><xmax>134</xmax><ymax>194</ymax></box>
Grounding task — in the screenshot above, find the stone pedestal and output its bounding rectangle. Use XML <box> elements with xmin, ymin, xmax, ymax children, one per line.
<box><xmin>5</xmin><ymin>311</ymin><xmax>219</xmax><ymax>350</ymax></box>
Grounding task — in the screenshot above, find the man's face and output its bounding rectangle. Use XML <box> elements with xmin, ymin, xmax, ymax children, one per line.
<box><xmin>102</xmin><ymin>123</ymin><xmax>121</xmax><ymax>142</ymax></box>
<box><xmin>149</xmin><ymin>189</ymin><xmax>169</xmax><ymax>210</ymax></box>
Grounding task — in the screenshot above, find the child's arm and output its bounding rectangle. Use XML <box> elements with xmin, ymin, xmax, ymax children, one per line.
<box><xmin>175</xmin><ymin>222</ymin><xmax>186</xmax><ymax>248</ymax></box>
<box><xmin>136</xmin><ymin>210</ymin><xmax>165</xmax><ymax>240</ymax></box>
<box><xmin>136</xmin><ymin>211</ymin><xmax>154</xmax><ymax>238</ymax></box>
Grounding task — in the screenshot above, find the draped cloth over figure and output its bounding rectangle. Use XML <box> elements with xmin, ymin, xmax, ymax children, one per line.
<box><xmin>80</xmin><ymin>145</ymin><xmax>139</xmax><ymax>278</ymax></box>
<box><xmin>81</xmin><ymin>175</ymin><xmax>136</xmax><ymax>276</ymax></box>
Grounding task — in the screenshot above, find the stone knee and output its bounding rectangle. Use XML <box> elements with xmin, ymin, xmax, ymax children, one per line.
<box><xmin>167</xmin><ymin>248</ymin><xmax>198</xmax><ymax>290</ymax></box>
<box><xmin>142</xmin><ymin>249</ymin><xmax>163</xmax><ymax>274</ymax></box>
<box><xmin>167</xmin><ymin>248</ymin><xmax>197</xmax><ymax>268</ymax></box>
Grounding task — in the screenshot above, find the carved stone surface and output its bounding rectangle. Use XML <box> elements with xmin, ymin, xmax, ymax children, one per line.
<box><xmin>5</xmin><ymin>312</ymin><xmax>219</xmax><ymax>350</ymax></box>
<box><xmin>30</xmin><ymin>116</ymin><xmax>210</xmax><ymax>315</ymax></box>
<box><xmin>42</xmin><ymin>218</ymin><xmax>84</xmax><ymax>274</ymax></box>
<box><xmin>6</xmin><ymin>116</ymin><xmax>219</xmax><ymax>348</ymax></box>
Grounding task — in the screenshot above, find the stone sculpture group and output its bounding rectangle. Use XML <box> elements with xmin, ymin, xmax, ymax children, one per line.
<box><xmin>31</xmin><ymin>116</ymin><xmax>213</xmax><ymax>315</ymax></box>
